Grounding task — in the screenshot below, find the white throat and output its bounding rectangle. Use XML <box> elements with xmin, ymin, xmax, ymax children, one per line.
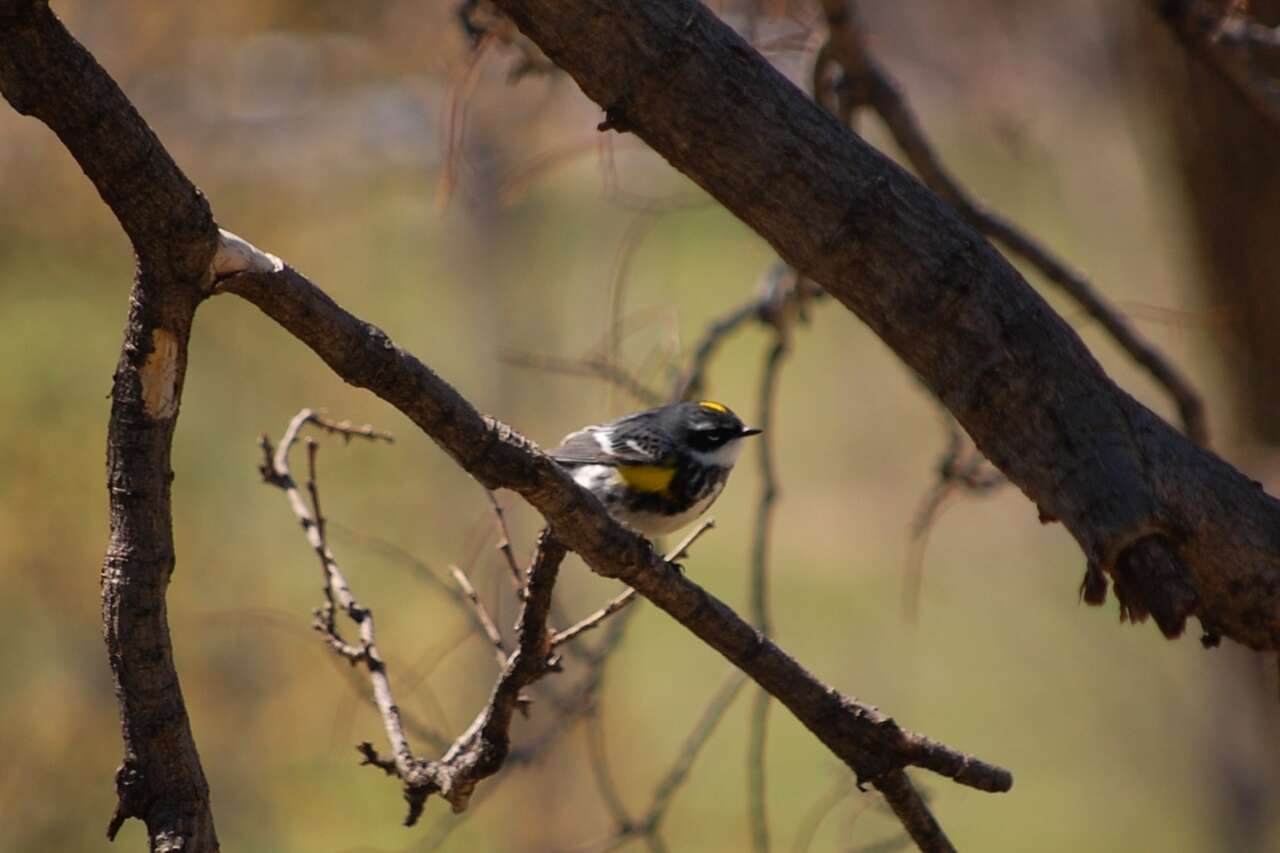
<box><xmin>693</xmin><ymin>437</ymin><xmax>746</xmax><ymax>468</ymax></box>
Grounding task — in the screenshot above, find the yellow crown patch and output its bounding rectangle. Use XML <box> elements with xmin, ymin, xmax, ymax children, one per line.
<box><xmin>698</xmin><ymin>400</ymin><xmax>728</xmax><ymax>413</ymax></box>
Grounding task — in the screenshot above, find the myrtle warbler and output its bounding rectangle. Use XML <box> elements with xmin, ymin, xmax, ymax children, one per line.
<box><xmin>550</xmin><ymin>400</ymin><xmax>762</xmax><ymax>536</ymax></box>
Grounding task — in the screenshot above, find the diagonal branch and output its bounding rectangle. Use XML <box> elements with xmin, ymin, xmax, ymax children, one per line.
<box><xmin>818</xmin><ymin>0</ymin><xmax>1208</xmax><ymax>447</ymax></box>
<box><xmin>478</xmin><ymin>0</ymin><xmax>1280</xmax><ymax>650</ymax></box>
<box><xmin>215</xmin><ymin>246</ymin><xmax>1014</xmax><ymax>845</ymax></box>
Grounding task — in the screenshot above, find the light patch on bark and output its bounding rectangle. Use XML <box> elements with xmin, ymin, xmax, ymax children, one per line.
<box><xmin>141</xmin><ymin>328</ymin><xmax>179</xmax><ymax>420</ymax></box>
<box><xmin>210</xmin><ymin>228</ymin><xmax>283</xmax><ymax>284</ymax></box>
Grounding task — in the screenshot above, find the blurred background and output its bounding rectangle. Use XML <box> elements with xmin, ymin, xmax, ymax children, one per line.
<box><xmin>1</xmin><ymin>1</ymin><xmax>1278</xmax><ymax>850</ymax></box>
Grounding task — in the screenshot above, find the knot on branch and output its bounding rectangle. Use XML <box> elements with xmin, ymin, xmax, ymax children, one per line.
<box><xmin>598</xmin><ymin>100</ymin><xmax>631</xmax><ymax>134</ymax></box>
<box><xmin>106</xmin><ymin>757</ymin><xmax>146</xmax><ymax>841</ymax></box>
<box><xmin>1105</xmin><ymin>535</ymin><xmax>1200</xmax><ymax>638</ymax></box>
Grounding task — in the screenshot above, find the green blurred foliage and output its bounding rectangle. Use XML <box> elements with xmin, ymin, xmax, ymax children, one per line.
<box><xmin>0</xmin><ymin>2</ymin><xmax>1274</xmax><ymax>852</ymax></box>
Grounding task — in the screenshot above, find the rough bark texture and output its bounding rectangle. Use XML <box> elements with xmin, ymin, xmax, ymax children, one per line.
<box><xmin>483</xmin><ymin>0</ymin><xmax>1280</xmax><ymax>649</ymax></box>
<box><xmin>0</xmin><ymin>2</ymin><xmax>219</xmax><ymax>850</ymax></box>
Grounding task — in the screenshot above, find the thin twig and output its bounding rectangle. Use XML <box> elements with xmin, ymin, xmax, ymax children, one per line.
<box><xmin>262</xmin><ymin>410</ymin><xmax>570</xmax><ymax>823</ymax></box>
<box><xmin>819</xmin><ymin>0</ymin><xmax>1208</xmax><ymax>446</ymax></box>
<box><xmin>587</xmin><ymin>671</ymin><xmax>749</xmax><ymax>852</ymax></box>
<box><xmin>501</xmin><ymin>349</ymin><xmax>664</xmax><ymax>407</ymax></box>
<box><xmin>641</xmin><ymin>671</ymin><xmax>748</xmax><ymax>832</ymax></box>
<box><xmin>791</xmin><ymin>777</ymin><xmax>861</xmax><ymax>853</ymax></box>
<box><xmin>260</xmin><ymin>409</ymin><xmax>419</xmax><ymax>800</ymax></box>
<box><xmin>438</xmin><ymin>33</ymin><xmax>494</xmax><ymax>210</ymax></box>
<box><xmin>672</xmin><ymin>264</ymin><xmax>821</xmax><ymax>403</ymax></box>
<box><xmin>585</xmin><ymin>708</ymin><xmax>635</xmax><ymax>834</ymax></box>
<box><xmin>551</xmin><ymin>518</ymin><xmax>717</xmax><ymax>647</ymax></box>
<box><xmin>1154</xmin><ymin>0</ymin><xmax>1280</xmax><ymax>132</ymax></box>
<box><xmin>749</xmin><ymin>332</ymin><xmax>789</xmax><ymax>853</ymax></box>
<box><xmin>450</xmin><ymin>564</ymin><xmax>508</xmax><ymax>667</ymax></box>
<box><xmin>902</xmin><ymin>410</ymin><xmax>1004</xmax><ymax>623</ymax></box>
<box><xmin>485</xmin><ymin>489</ymin><xmax>525</xmax><ymax>591</ymax></box>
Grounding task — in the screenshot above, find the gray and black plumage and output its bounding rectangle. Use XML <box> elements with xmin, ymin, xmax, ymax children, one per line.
<box><xmin>549</xmin><ymin>400</ymin><xmax>762</xmax><ymax>536</ymax></box>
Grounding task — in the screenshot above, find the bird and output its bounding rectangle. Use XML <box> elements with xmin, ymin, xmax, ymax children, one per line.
<box><xmin>549</xmin><ymin>400</ymin><xmax>762</xmax><ymax>537</ymax></box>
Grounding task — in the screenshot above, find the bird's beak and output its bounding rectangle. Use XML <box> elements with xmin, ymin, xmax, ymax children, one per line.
<box><xmin>739</xmin><ymin>427</ymin><xmax>763</xmax><ymax>437</ymax></box>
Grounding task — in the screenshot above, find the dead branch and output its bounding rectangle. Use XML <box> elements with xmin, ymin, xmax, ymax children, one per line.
<box><xmin>674</xmin><ymin>263</ymin><xmax>821</xmax><ymax>403</ymax></box>
<box><xmin>747</xmin><ymin>323</ymin><xmax>791</xmax><ymax>853</ymax></box>
<box><xmin>485</xmin><ymin>489</ymin><xmax>526</xmax><ymax>591</ymax></box>
<box><xmin>818</xmin><ymin>0</ymin><xmax>1209</xmax><ymax>447</ymax></box>
<box><xmin>0</xmin><ymin>3</ymin><xmax>222</xmax><ymax>845</ymax></box>
<box><xmin>1153</xmin><ymin>0</ymin><xmax>1280</xmax><ymax>131</ymax></box>
<box><xmin>501</xmin><ymin>348</ymin><xmax>664</xmax><ymax>407</ymax></box>
<box><xmin>260</xmin><ymin>410</ymin><xmax>569</xmax><ymax>822</ymax></box>
<box><xmin>451</xmin><ymin>564</ymin><xmax>509</xmax><ymax>667</ymax></box>
<box><xmin>551</xmin><ymin>518</ymin><xmax>716</xmax><ymax>648</ymax></box>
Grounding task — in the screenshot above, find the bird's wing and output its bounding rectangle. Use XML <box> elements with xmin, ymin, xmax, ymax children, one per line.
<box><xmin>549</xmin><ymin>423</ymin><xmax>658</xmax><ymax>466</ymax></box>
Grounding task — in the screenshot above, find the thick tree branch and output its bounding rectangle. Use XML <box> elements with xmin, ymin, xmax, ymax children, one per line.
<box><xmin>480</xmin><ymin>0</ymin><xmax>1280</xmax><ymax>650</ymax></box>
<box><xmin>0</xmin><ymin>2</ymin><xmax>220</xmax><ymax>849</ymax></box>
<box><xmin>819</xmin><ymin>0</ymin><xmax>1209</xmax><ymax>447</ymax></box>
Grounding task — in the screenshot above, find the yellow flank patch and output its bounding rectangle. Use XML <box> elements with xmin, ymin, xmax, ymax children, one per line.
<box><xmin>698</xmin><ymin>400</ymin><xmax>728</xmax><ymax>413</ymax></box>
<box><xmin>616</xmin><ymin>464</ymin><xmax>677</xmax><ymax>495</ymax></box>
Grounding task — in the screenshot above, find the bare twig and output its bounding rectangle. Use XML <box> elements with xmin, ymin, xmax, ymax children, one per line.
<box><xmin>673</xmin><ymin>264</ymin><xmax>821</xmax><ymax>403</ymax></box>
<box><xmin>1154</xmin><ymin>0</ymin><xmax>1280</xmax><ymax>132</ymax></box>
<box><xmin>903</xmin><ymin>411</ymin><xmax>1005</xmax><ymax>623</ymax></box>
<box><xmin>226</xmin><ymin>225</ymin><xmax>1015</xmax><ymax>845</ymax></box>
<box><xmin>818</xmin><ymin>0</ymin><xmax>1209</xmax><ymax>446</ymax></box>
<box><xmin>501</xmin><ymin>349</ymin><xmax>664</xmax><ymax>407</ymax></box>
<box><xmin>641</xmin><ymin>671</ymin><xmax>748</xmax><ymax>833</ymax></box>
<box><xmin>262</xmin><ymin>410</ymin><xmax>570</xmax><ymax>823</ymax></box>
<box><xmin>586</xmin><ymin>671</ymin><xmax>749</xmax><ymax>852</ymax></box>
<box><xmin>748</xmin><ymin>331</ymin><xmax>789</xmax><ymax>853</ymax></box>
<box><xmin>585</xmin><ymin>708</ymin><xmax>635</xmax><ymax>835</ymax></box>
<box><xmin>438</xmin><ymin>33</ymin><xmax>494</xmax><ymax>210</ymax></box>
<box><xmin>485</xmin><ymin>489</ymin><xmax>525</xmax><ymax>591</ymax></box>
<box><xmin>450</xmin><ymin>564</ymin><xmax>509</xmax><ymax>667</ymax></box>
<box><xmin>606</xmin><ymin>209</ymin><xmax>662</xmax><ymax>376</ymax></box>
<box><xmin>551</xmin><ymin>518</ymin><xmax>717</xmax><ymax>647</ymax></box>
<box><xmin>791</xmin><ymin>777</ymin><xmax>862</xmax><ymax>853</ymax></box>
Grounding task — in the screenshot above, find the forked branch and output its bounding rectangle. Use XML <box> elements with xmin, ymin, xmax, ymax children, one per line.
<box><xmin>259</xmin><ymin>409</ymin><xmax>570</xmax><ymax>823</ymax></box>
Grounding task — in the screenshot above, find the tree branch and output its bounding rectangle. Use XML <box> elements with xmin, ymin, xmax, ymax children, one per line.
<box><xmin>1153</xmin><ymin>0</ymin><xmax>1280</xmax><ymax>132</ymax></box>
<box><xmin>480</xmin><ymin>0</ymin><xmax>1280</xmax><ymax>650</ymax></box>
<box><xmin>0</xmin><ymin>2</ymin><xmax>220</xmax><ymax>848</ymax></box>
<box><xmin>818</xmin><ymin>0</ymin><xmax>1209</xmax><ymax>447</ymax></box>
<box><xmin>261</xmin><ymin>413</ymin><xmax>569</xmax><ymax>822</ymax></box>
